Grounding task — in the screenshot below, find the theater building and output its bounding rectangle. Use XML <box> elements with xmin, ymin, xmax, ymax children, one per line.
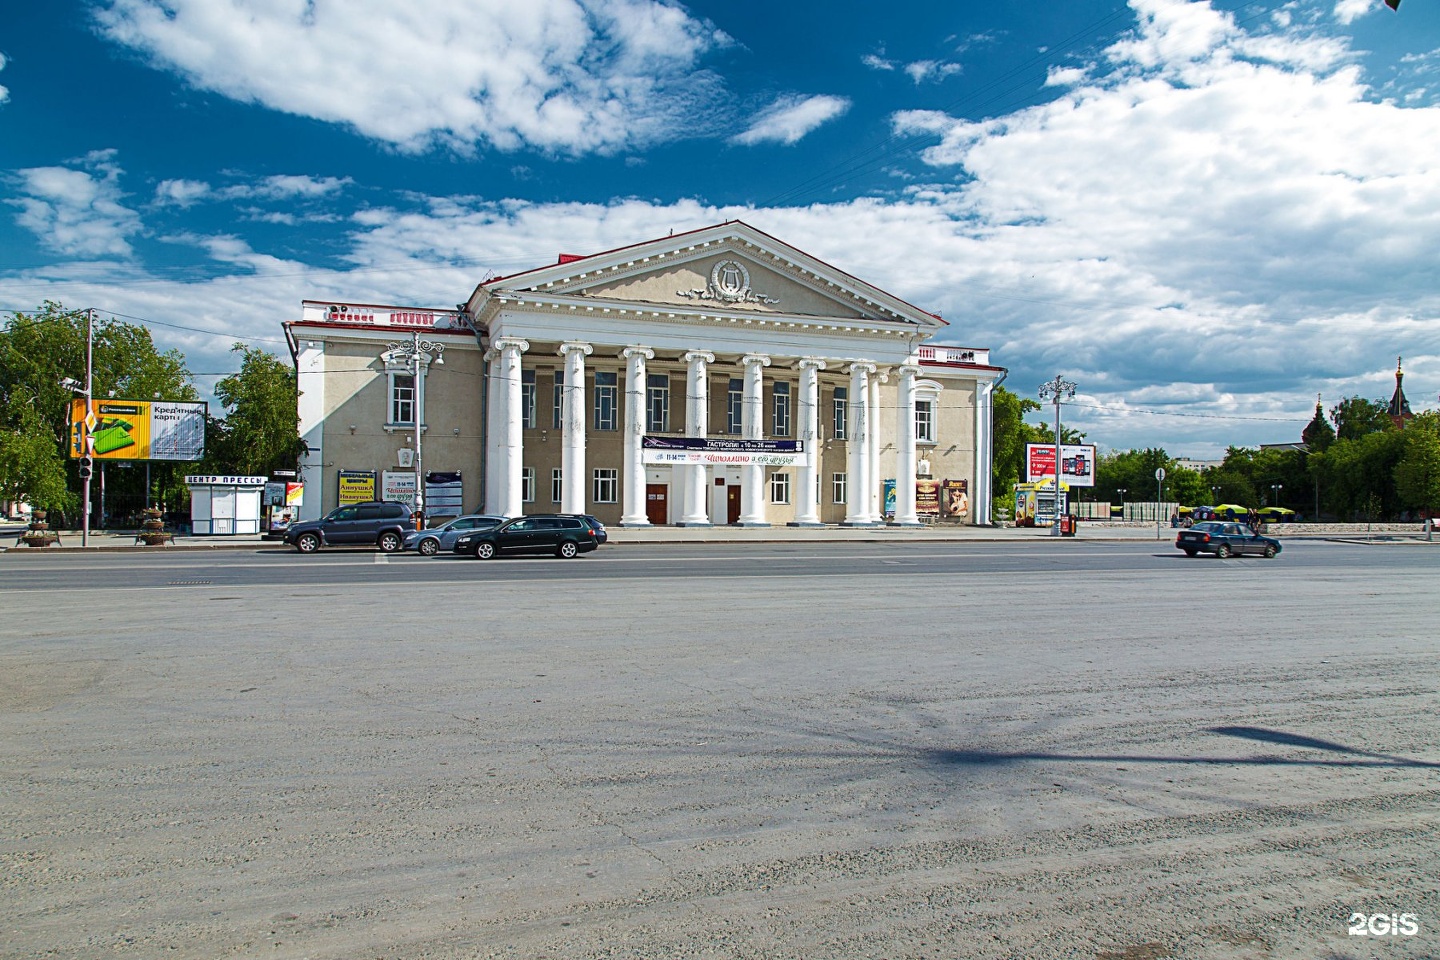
<box><xmin>285</xmin><ymin>221</ymin><xmax>1004</xmax><ymax>527</ymax></box>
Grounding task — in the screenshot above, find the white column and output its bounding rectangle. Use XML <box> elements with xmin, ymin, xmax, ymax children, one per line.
<box><xmin>494</xmin><ymin>337</ymin><xmax>529</xmax><ymax>518</ymax></box>
<box><xmin>680</xmin><ymin>350</ymin><xmax>715</xmax><ymax>526</ymax></box>
<box><xmin>739</xmin><ymin>353</ymin><xmax>771</xmax><ymax>526</ymax></box>
<box><xmin>843</xmin><ymin>362</ymin><xmax>876</xmax><ymax>525</ymax></box>
<box><xmin>867</xmin><ymin>370</ymin><xmax>884</xmax><ymax>523</ymax></box>
<box><xmin>483</xmin><ymin>349</ymin><xmax>498</xmax><ymax>514</ymax></box>
<box><xmin>792</xmin><ymin>357</ymin><xmax>826</xmax><ymax>526</ymax></box>
<box><xmin>975</xmin><ymin>377</ymin><xmax>996</xmax><ymax>525</ymax></box>
<box><xmin>559</xmin><ymin>342</ymin><xmax>592</xmax><ymax>515</ymax></box>
<box><xmin>893</xmin><ymin>364</ymin><xmax>920</xmax><ymax>525</ymax></box>
<box><xmin>620</xmin><ymin>346</ymin><xmax>654</xmax><ymax>526</ymax></box>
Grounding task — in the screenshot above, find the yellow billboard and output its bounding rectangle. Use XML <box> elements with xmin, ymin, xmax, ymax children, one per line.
<box><xmin>69</xmin><ymin>399</ymin><xmax>207</xmax><ymax>461</ymax></box>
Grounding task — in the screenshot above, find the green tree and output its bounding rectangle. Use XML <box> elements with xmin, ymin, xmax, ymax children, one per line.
<box><xmin>0</xmin><ymin>302</ymin><xmax>197</xmax><ymax>520</ymax></box>
<box><xmin>1330</xmin><ymin>396</ymin><xmax>1391</xmax><ymax>441</ymax></box>
<box><xmin>1395</xmin><ymin>412</ymin><xmax>1440</xmax><ymax>520</ymax></box>
<box><xmin>991</xmin><ymin>385</ymin><xmax>1041</xmax><ymax>509</ymax></box>
<box><xmin>202</xmin><ymin>344</ymin><xmax>305</xmax><ymax>476</ymax></box>
<box><xmin>1309</xmin><ymin>429</ymin><xmax>1405</xmax><ymax>519</ymax></box>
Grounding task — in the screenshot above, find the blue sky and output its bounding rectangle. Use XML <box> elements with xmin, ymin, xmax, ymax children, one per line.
<box><xmin>3</xmin><ymin>0</ymin><xmax>1438</xmax><ymax>457</ymax></box>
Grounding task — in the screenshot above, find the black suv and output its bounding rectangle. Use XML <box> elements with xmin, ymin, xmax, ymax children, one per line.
<box><xmin>456</xmin><ymin>514</ymin><xmax>607</xmax><ymax>559</ymax></box>
<box><xmin>285</xmin><ymin>501</ymin><xmax>414</xmax><ymax>553</ymax></box>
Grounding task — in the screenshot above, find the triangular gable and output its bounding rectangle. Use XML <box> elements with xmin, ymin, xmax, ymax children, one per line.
<box><xmin>477</xmin><ymin>221</ymin><xmax>944</xmax><ymax>330</ymax></box>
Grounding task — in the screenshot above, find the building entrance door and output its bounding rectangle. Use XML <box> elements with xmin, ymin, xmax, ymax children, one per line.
<box><xmin>727</xmin><ymin>485</ymin><xmax>742</xmax><ymax>524</ymax></box>
<box><xmin>646</xmin><ymin>484</ymin><xmax>668</xmax><ymax>525</ymax></box>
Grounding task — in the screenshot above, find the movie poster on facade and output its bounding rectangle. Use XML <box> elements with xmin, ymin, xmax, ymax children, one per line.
<box><xmin>943</xmin><ymin>479</ymin><xmax>970</xmax><ymax>518</ymax></box>
<box><xmin>1025</xmin><ymin>443</ymin><xmax>1097</xmax><ymax>487</ymax></box>
<box><xmin>338</xmin><ymin>470</ymin><xmax>376</xmax><ymax>504</ymax></box>
<box><xmin>916</xmin><ymin>477</ymin><xmax>941</xmax><ymax>516</ymax></box>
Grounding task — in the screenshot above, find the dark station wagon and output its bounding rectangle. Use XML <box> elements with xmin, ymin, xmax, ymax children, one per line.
<box><xmin>1176</xmin><ymin>520</ymin><xmax>1282</xmax><ymax>559</ymax></box>
<box><xmin>456</xmin><ymin>514</ymin><xmax>608</xmax><ymax>559</ymax></box>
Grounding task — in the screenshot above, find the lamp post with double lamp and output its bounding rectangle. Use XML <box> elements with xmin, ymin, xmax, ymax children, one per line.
<box><xmin>1116</xmin><ymin>488</ymin><xmax>1126</xmax><ymax>521</ymax></box>
<box><xmin>383</xmin><ymin>332</ymin><xmax>444</xmax><ymax>529</ymax></box>
<box><xmin>1270</xmin><ymin>482</ymin><xmax>1283</xmax><ymax>508</ymax></box>
<box><xmin>1038</xmin><ymin>375</ymin><xmax>1077</xmax><ymax>537</ymax></box>
<box><xmin>59</xmin><ymin>308</ymin><xmax>96</xmax><ymax>546</ymax></box>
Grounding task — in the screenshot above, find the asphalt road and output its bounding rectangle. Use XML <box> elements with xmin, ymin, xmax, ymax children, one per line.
<box><xmin>4</xmin><ymin>537</ymin><xmax>1439</xmax><ymax>590</ymax></box>
<box><xmin>2</xmin><ymin>540</ymin><xmax>1437</xmax><ymax>959</ymax></box>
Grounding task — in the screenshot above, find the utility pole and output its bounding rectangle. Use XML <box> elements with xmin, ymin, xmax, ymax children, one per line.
<box><xmin>1038</xmin><ymin>375</ymin><xmax>1076</xmax><ymax>537</ymax></box>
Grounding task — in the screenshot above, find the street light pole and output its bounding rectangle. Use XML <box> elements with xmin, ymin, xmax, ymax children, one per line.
<box><xmin>383</xmin><ymin>333</ymin><xmax>444</xmax><ymax>529</ymax></box>
<box><xmin>1037</xmin><ymin>375</ymin><xmax>1077</xmax><ymax>537</ymax></box>
<box><xmin>83</xmin><ymin>309</ymin><xmax>93</xmax><ymax>547</ymax></box>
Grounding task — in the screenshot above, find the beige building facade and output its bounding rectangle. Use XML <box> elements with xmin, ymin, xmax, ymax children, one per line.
<box><xmin>286</xmin><ymin>222</ymin><xmax>1004</xmax><ymax>527</ymax></box>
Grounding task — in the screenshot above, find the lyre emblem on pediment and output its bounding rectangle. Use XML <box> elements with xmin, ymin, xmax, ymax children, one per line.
<box><xmin>679</xmin><ymin>259</ymin><xmax>779</xmax><ymax>306</ymax></box>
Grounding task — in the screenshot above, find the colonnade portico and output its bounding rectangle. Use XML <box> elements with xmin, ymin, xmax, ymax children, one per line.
<box><xmin>479</xmin><ymin>340</ymin><xmax>962</xmax><ymax>527</ymax></box>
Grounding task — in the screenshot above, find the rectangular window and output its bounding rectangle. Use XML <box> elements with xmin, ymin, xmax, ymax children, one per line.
<box><xmin>833</xmin><ymin>387</ymin><xmax>848</xmax><ymax>440</ymax></box>
<box><xmin>551</xmin><ymin>468</ymin><xmax>563</xmax><ymax>503</ymax></box>
<box><xmin>833</xmin><ymin>472</ymin><xmax>847</xmax><ymax>504</ymax></box>
<box><xmin>727</xmin><ymin>378</ymin><xmax>743</xmax><ymax>434</ymax></box>
<box><xmin>772</xmin><ymin>382</ymin><xmax>791</xmax><ymax>437</ymax></box>
<box><xmin>769</xmin><ymin>472</ymin><xmax>790</xmax><ymax>504</ymax></box>
<box><xmin>915</xmin><ymin>399</ymin><xmax>935</xmax><ymax>443</ymax></box>
<box><xmin>390</xmin><ymin>373</ymin><xmax>415</xmax><ymax>425</ymax></box>
<box><xmin>594</xmin><ymin>371</ymin><xmax>618</xmax><ymax>431</ymax></box>
<box><xmin>552</xmin><ymin>370</ymin><xmax>564</xmax><ymax>430</ymax></box>
<box><xmin>593</xmin><ymin>468</ymin><xmax>618</xmax><ymax>503</ymax></box>
<box><xmin>647</xmin><ymin>372</ymin><xmax>670</xmax><ymax>433</ymax></box>
<box><xmin>521</xmin><ymin>467</ymin><xmax>535</xmax><ymax>503</ymax></box>
<box><xmin>521</xmin><ymin>370</ymin><xmax>536</xmax><ymax>430</ymax></box>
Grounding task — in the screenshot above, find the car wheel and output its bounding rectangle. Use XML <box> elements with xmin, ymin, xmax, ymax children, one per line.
<box><xmin>1215</xmin><ymin>543</ymin><xmax>1232</xmax><ymax>559</ymax></box>
<box><xmin>1183</xmin><ymin>548</ymin><xmax>1197</xmax><ymax>557</ymax></box>
<box><xmin>475</xmin><ymin>542</ymin><xmax>496</xmax><ymax>560</ymax></box>
<box><xmin>378</xmin><ymin>531</ymin><xmax>402</xmax><ymax>553</ymax></box>
<box><xmin>418</xmin><ymin>538</ymin><xmax>439</xmax><ymax>557</ymax></box>
<box><xmin>1263</xmin><ymin>544</ymin><xmax>1278</xmax><ymax>558</ymax></box>
<box><xmin>557</xmin><ymin>540</ymin><xmax>579</xmax><ymax>559</ymax></box>
<box><xmin>295</xmin><ymin>532</ymin><xmax>321</xmax><ymax>553</ymax></box>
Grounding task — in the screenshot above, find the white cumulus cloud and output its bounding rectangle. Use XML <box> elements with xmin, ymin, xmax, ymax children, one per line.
<box><xmin>93</xmin><ymin>0</ymin><xmax>731</xmax><ymax>155</ymax></box>
<box><xmin>731</xmin><ymin>94</ymin><xmax>851</xmax><ymax>146</ymax></box>
<box><xmin>9</xmin><ymin>150</ymin><xmax>143</xmax><ymax>258</ymax></box>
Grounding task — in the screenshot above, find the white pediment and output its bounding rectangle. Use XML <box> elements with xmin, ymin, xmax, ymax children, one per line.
<box><xmin>477</xmin><ymin>222</ymin><xmax>943</xmax><ymax>331</ymax></box>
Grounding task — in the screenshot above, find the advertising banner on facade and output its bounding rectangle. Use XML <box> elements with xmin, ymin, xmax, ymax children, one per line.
<box><xmin>916</xmin><ymin>477</ymin><xmax>940</xmax><ymax>516</ymax></box>
<box><xmin>70</xmin><ymin>399</ymin><xmax>207</xmax><ymax>461</ymax></box>
<box><xmin>338</xmin><ymin>470</ymin><xmax>376</xmax><ymax>504</ymax></box>
<box><xmin>424</xmin><ymin>471</ymin><xmax>463</xmax><ymax>517</ymax></box>
<box><xmin>382</xmin><ymin>471</ymin><xmax>417</xmax><ymax>507</ymax></box>
<box><xmin>943</xmin><ymin>479</ymin><xmax>969</xmax><ymax>518</ymax></box>
<box><xmin>1025</xmin><ymin>443</ymin><xmax>1097</xmax><ymax>487</ymax></box>
<box><xmin>641</xmin><ymin>436</ymin><xmax>806</xmax><ymax>467</ymax></box>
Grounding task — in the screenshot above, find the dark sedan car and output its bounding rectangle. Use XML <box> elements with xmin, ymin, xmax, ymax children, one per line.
<box><xmin>402</xmin><ymin>514</ymin><xmax>508</xmax><ymax>556</ymax></box>
<box><xmin>456</xmin><ymin>514</ymin><xmax>607</xmax><ymax>559</ymax></box>
<box><xmin>1176</xmin><ymin>520</ymin><xmax>1282</xmax><ymax>558</ymax></box>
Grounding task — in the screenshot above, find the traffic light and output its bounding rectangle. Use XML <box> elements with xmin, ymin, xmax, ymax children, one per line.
<box><xmin>78</xmin><ymin>456</ymin><xmax>93</xmax><ymax>480</ymax></box>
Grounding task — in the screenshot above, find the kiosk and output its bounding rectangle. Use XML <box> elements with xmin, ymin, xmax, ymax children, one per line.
<box><xmin>186</xmin><ymin>475</ymin><xmax>267</xmax><ymax>535</ymax></box>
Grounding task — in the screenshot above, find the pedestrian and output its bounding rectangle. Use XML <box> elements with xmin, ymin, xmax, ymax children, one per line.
<box><xmin>1247</xmin><ymin>507</ymin><xmax>1260</xmax><ymax>534</ymax></box>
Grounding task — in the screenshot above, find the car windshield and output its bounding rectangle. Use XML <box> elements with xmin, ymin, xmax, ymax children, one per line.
<box><xmin>1191</xmin><ymin>522</ymin><xmax>1225</xmax><ymax>533</ymax></box>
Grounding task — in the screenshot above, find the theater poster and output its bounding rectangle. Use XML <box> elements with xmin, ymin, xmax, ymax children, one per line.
<box><xmin>916</xmin><ymin>477</ymin><xmax>940</xmax><ymax>517</ymax></box>
<box><xmin>943</xmin><ymin>479</ymin><xmax>969</xmax><ymax>519</ymax></box>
